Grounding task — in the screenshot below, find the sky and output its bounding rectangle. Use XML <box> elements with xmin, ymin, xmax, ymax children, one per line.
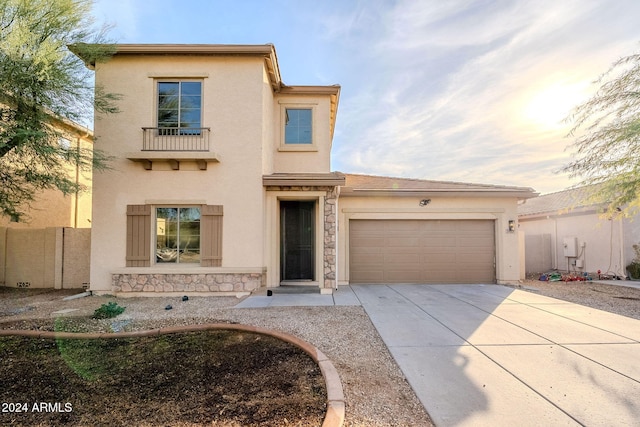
<box><xmin>91</xmin><ymin>0</ymin><xmax>640</xmax><ymax>195</ymax></box>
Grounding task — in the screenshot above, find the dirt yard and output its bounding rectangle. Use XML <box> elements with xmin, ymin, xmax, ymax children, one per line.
<box><xmin>0</xmin><ymin>320</ymin><xmax>326</xmax><ymax>427</ymax></box>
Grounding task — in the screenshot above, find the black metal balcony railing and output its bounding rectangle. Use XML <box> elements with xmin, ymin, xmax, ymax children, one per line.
<box><xmin>142</xmin><ymin>127</ymin><xmax>211</xmax><ymax>151</ymax></box>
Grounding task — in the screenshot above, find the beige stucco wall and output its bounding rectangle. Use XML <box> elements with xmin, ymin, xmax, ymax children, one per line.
<box><xmin>337</xmin><ymin>195</ymin><xmax>522</xmax><ymax>285</ymax></box>
<box><xmin>5</xmin><ymin>228</ymin><xmax>61</xmax><ymax>288</ymax></box>
<box><xmin>90</xmin><ymin>55</ymin><xmax>271</xmax><ymax>292</ymax></box>
<box><xmin>0</xmin><ymin>133</ymin><xmax>93</xmax><ymax>229</ymax></box>
<box><xmin>62</xmin><ymin>228</ymin><xmax>91</xmax><ymax>288</ymax></box>
<box><xmin>261</xmin><ymin>67</ymin><xmax>275</xmax><ymax>175</ymax></box>
<box><xmin>519</xmin><ymin>211</ymin><xmax>636</xmax><ymax>277</ymax></box>
<box><xmin>1</xmin><ymin>227</ymin><xmax>89</xmax><ymax>288</ymax></box>
<box><xmin>89</xmin><ymin>51</ymin><xmax>342</xmax><ymax>294</ymax></box>
<box><xmin>271</xmin><ymin>94</ymin><xmax>332</xmax><ymax>173</ymax></box>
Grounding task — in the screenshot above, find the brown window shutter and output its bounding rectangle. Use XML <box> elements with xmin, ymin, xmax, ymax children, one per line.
<box><xmin>126</xmin><ymin>205</ymin><xmax>151</xmax><ymax>267</ymax></box>
<box><xmin>201</xmin><ymin>205</ymin><xmax>223</xmax><ymax>267</ymax></box>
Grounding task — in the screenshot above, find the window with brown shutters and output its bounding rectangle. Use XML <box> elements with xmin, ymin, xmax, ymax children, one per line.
<box><xmin>201</xmin><ymin>205</ymin><xmax>223</xmax><ymax>267</ymax></box>
<box><xmin>126</xmin><ymin>204</ymin><xmax>222</xmax><ymax>267</ymax></box>
<box><xmin>126</xmin><ymin>205</ymin><xmax>151</xmax><ymax>267</ymax></box>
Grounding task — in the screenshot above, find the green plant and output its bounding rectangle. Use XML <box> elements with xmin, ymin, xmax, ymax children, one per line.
<box><xmin>626</xmin><ymin>244</ymin><xmax>640</xmax><ymax>280</ymax></box>
<box><xmin>92</xmin><ymin>302</ymin><xmax>125</xmax><ymax>319</ymax></box>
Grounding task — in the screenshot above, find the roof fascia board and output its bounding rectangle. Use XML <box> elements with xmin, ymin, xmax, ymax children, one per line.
<box><xmin>279</xmin><ymin>86</ymin><xmax>341</xmax><ymax>96</ymax></box>
<box><xmin>340</xmin><ymin>188</ymin><xmax>537</xmax><ymax>199</ymax></box>
<box><xmin>263</xmin><ymin>173</ymin><xmax>346</xmax><ymax>187</ymax></box>
<box><xmin>111</xmin><ymin>44</ymin><xmax>275</xmax><ymax>55</ymax></box>
<box><xmin>71</xmin><ymin>43</ymin><xmax>283</xmax><ymax>91</ymax></box>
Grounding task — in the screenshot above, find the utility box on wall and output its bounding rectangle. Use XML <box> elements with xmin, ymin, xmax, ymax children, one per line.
<box><xmin>563</xmin><ymin>236</ymin><xmax>578</xmax><ymax>257</ymax></box>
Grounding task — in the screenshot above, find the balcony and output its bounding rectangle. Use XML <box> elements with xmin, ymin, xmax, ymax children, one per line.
<box><xmin>142</xmin><ymin>127</ymin><xmax>210</xmax><ymax>151</ymax></box>
<box><xmin>126</xmin><ymin>127</ymin><xmax>220</xmax><ymax>170</ymax></box>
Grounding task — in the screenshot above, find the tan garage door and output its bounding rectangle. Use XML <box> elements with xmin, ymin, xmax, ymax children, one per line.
<box><xmin>349</xmin><ymin>220</ymin><xmax>495</xmax><ymax>284</ymax></box>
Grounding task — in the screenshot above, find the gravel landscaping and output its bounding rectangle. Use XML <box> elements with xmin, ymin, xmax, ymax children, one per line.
<box><xmin>1</xmin><ymin>280</ymin><xmax>639</xmax><ymax>426</ymax></box>
<box><xmin>513</xmin><ymin>278</ymin><xmax>640</xmax><ymax>320</ymax></box>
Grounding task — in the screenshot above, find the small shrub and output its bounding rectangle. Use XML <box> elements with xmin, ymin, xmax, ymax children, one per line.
<box><xmin>627</xmin><ymin>262</ymin><xmax>640</xmax><ymax>280</ymax></box>
<box><xmin>93</xmin><ymin>302</ymin><xmax>125</xmax><ymax>319</ymax></box>
<box><xmin>627</xmin><ymin>244</ymin><xmax>640</xmax><ymax>280</ymax></box>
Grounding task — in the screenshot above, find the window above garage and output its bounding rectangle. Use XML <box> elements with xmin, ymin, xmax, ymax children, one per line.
<box><xmin>279</xmin><ymin>103</ymin><xmax>318</xmax><ymax>152</ymax></box>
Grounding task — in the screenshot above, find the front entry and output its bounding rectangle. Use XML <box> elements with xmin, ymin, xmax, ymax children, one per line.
<box><xmin>280</xmin><ymin>201</ymin><xmax>315</xmax><ymax>281</ymax></box>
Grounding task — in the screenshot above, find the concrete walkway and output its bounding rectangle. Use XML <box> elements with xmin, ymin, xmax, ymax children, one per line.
<box><xmin>236</xmin><ymin>284</ymin><xmax>640</xmax><ymax>426</ymax></box>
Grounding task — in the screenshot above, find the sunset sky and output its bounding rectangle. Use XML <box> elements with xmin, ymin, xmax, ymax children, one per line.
<box><xmin>92</xmin><ymin>0</ymin><xmax>640</xmax><ymax>194</ymax></box>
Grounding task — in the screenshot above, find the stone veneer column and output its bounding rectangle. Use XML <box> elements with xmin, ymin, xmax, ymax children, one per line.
<box><xmin>323</xmin><ymin>187</ymin><xmax>338</xmax><ymax>289</ymax></box>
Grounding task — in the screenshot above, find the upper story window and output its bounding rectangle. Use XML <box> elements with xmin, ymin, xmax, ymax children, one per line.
<box><xmin>284</xmin><ymin>108</ymin><xmax>312</xmax><ymax>144</ymax></box>
<box><xmin>157</xmin><ymin>81</ymin><xmax>202</xmax><ymax>135</ymax></box>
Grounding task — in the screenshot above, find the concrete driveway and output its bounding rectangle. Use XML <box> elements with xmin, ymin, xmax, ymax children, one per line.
<box><xmin>350</xmin><ymin>284</ymin><xmax>640</xmax><ymax>426</ymax></box>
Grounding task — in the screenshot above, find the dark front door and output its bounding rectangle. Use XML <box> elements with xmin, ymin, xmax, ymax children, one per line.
<box><xmin>280</xmin><ymin>201</ymin><xmax>315</xmax><ymax>281</ymax></box>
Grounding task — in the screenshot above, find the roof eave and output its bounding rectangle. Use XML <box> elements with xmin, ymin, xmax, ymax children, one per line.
<box><xmin>263</xmin><ymin>172</ymin><xmax>346</xmax><ymax>187</ymax></box>
<box><xmin>69</xmin><ymin>43</ymin><xmax>284</xmax><ymax>91</ymax></box>
<box><xmin>340</xmin><ymin>188</ymin><xmax>538</xmax><ymax>199</ymax></box>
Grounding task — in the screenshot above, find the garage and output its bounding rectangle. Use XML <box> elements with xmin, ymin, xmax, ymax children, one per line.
<box><xmin>349</xmin><ymin>219</ymin><xmax>496</xmax><ymax>284</ymax></box>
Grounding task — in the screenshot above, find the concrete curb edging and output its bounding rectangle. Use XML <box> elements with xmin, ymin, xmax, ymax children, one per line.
<box><xmin>0</xmin><ymin>323</ymin><xmax>345</xmax><ymax>427</ymax></box>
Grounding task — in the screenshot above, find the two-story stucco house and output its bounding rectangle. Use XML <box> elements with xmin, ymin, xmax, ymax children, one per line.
<box><xmin>73</xmin><ymin>43</ymin><xmax>536</xmax><ymax>296</ymax></box>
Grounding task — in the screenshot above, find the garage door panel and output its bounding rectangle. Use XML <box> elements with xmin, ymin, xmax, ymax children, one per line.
<box><xmin>351</xmin><ymin>253</ymin><xmax>384</xmax><ymax>264</ymax></box>
<box><xmin>351</xmin><ymin>237</ymin><xmax>385</xmax><ymax>247</ymax></box>
<box><xmin>419</xmin><ymin>221</ymin><xmax>456</xmax><ymax>231</ymax></box>
<box><xmin>350</xmin><ymin>269</ymin><xmax>384</xmax><ymax>282</ymax></box>
<box><xmin>387</xmin><ymin>237</ymin><xmax>420</xmax><ymax>247</ymax></box>
<box><xmin>386</xmin><ymin>253</ymin><xmax>421</xmax><ymax>264</ymax></box>
<box><xmin>464</xmin><ymin>237</ymin><xmax>495</xmax><ymax>247</ymax></box>
<box><xmin>386</xmin><ymin>221</ymin><xmax>422</xmax><ymax>231</ymax></box>
<box><xmin>423</xmin><ymin>253</ymin><xmax>458</xmax><ymax>264</ymax></box>
<box><xmin>385</xmin><ymin>270</ymin><xmax>422</xmax><ymax>282</ymax></box>
<box><xmin>457</xmin><ymin>269</ymin><xmax>492</xmax><ymax>282</ymax></box>
<box><xmin>422</xmin><ymin>237</ymin><xmax>458</xmax><ymax>248</ymax></box>
<box><xmin>350</xmin><ymin>220</ymin><xmax>495</xmax><ymax>284</ymax></box>
<box><xmin>421</xmin><ymin>270</ymin><xmax>458</xmax><ymax>283</ymax></box>
<box><xmin>351</xmin><ymin>246</ymin><xmax>383</xmax><ymax>254</ymax></box>
<box><xmin>350</xmin><ymin>220</ymin><xmax>380</xmax><ymax>231</ymax></box>
<box><xmin>386</xmin><ymin>246</ymin><xmax>429</xmax><ymax>254</ymax></box>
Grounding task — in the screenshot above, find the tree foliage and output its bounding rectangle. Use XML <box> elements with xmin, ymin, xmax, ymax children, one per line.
<box><xmin>0</xmin><ymin>0</ymin><xmax>118</xmax><ymax>222</ymax></box>
<box><xmin>563</xmin><ymin>47</ymin><xmax>640</xmax><ymax>216</ymax></box>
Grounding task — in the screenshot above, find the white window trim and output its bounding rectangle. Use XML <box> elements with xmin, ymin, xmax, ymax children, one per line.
<box><xmin>278</xmin><ymin>102</ymin><xmax>318</xmax><ymax>152</ymax></box>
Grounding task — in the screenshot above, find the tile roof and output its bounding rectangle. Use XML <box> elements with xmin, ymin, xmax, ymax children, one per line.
<box><xmin>341</xmin><ymin>173</ymin><xmax>537</xmax><ymax>197</ymax></box>
<box><xmin>517</xmin><ymin>185</ymin><xmax>603</xmax><ymax>216</ymax></box>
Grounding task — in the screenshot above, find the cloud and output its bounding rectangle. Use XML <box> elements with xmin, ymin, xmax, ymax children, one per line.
<box><xmin>329</xmin><ymin>0</ymin><xmax>640</xmax><ymax>194</ymax></box>
<box><xmin>88</xmin><ymin>0</ymin><xmax>640</xmax><ymax>195</ymax></box>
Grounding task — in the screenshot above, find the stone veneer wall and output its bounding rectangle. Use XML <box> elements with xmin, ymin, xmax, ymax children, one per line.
<box><xmin>323</xmin><ymin>187</ymin><xmax>338</xmax><ymax>289</ymax></box>
<box><xmin>112</xmin><ymin>273</ymin><xmax>264</xmax><ymax>293</ymax></box>
<box><xmin>266</xmin><ymin>185</ymin><xmax>338</xmax><ymax>289</ymax></box>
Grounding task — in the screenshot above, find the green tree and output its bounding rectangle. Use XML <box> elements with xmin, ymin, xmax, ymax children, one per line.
<box><xmin>0</xmin><ymin>0</ymin><xmax>118</xmax><ymax>222</ymax></box>
<box><xmin>563</xmin><ymin>47</ymin><xmax>640</xmax><ymax>215</ymax></box>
